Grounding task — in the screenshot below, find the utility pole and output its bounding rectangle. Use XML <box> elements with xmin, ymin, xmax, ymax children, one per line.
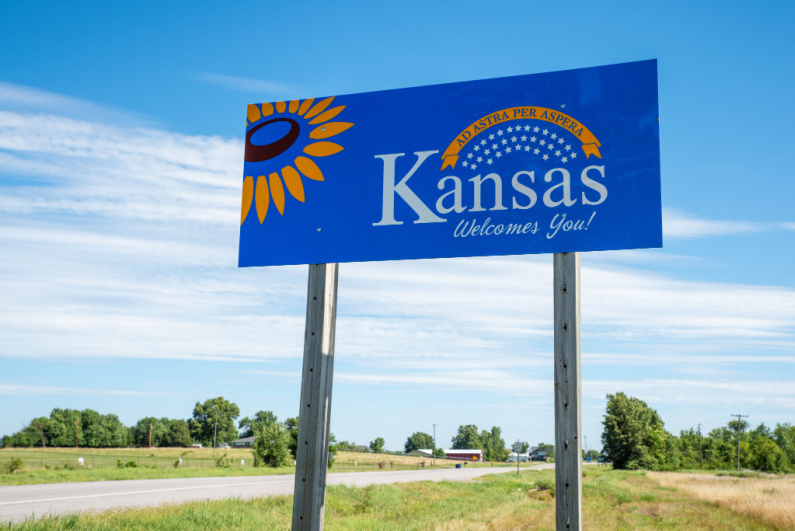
<box><xmin>731</xmin><ymin>414</ymin><xmax>748</xmax><ymax>472</ymax></box>
<box><xmin>433</xmin><ymin>424</ymin><xmax>436</xmax><ymax>466</ymax></box>
<box><xmin>213</xmin><ymin>421</ymin><xmax>218</xmax><ymax>461</ymax></box>
<box><xmin>698</xmin><ymin>424</ymin><xmax>703</xmax><ymax>471</ymax></box>
<box><xmin>75</xmin><ymin>418</ymin><xmax>80</xmax><ymax>448</ymax></box>
<box><xmin>149</xmin><ymin>423</ymin><xmax>153</xmax><ymax>448</ymax></box>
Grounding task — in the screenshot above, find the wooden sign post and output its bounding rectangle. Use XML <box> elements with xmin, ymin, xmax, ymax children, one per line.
<box><xmin>553</xmin><ymin>252</ymin><xmax>582</xmax><ymax>530</ymax></box>
<box><xmin>292</xmin><ymin>263</ymin><xmax>339</xmax><ymax>531</ymax></box>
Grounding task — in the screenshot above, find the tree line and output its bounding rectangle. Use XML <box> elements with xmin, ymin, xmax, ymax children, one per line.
<box><xmin>601</xmin><ymin>392</ymin><xmax>795</xmax><ymax>473</ymax></box>
<box><xmin>1</xmin><ymin>397</ymin><xmax>283</xmax><ymax>448</ymax></box>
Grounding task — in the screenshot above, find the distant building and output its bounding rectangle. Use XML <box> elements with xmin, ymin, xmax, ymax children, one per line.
<box><xmin>406</xmin><ymin>449</ymin><xmax>434</xmax><ymax>457</ymax></box>
<box><xmin>443</xmin><ymin>449</ymin><xmax>483</xmax><ymax>462</ymax></box>
<box><xmin>529</xmin><ymin>446</ymin><xmax>548</xmax><ymax>461</ymax></box>
<box><xmin>230</xmin><ymin>436</ymin><xmax>255</xmax><ymax>448</ymax></box>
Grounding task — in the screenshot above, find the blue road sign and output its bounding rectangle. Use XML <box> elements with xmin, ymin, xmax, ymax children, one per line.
<box><xmin>239</xmin><ymin>60</ymin><xmax>661</xmax><ymax>267</ymax></box>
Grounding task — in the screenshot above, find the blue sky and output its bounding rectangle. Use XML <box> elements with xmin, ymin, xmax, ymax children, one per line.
<box><xmin>1</xmin><ymin>0</ymin><xmax>793</xmax><ymax>453</ymax></box>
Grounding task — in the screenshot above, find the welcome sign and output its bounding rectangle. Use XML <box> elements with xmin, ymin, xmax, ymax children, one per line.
<box><xmin>238</xmin><ymin>60</ymin><xmax>661</xmax><ymax>267</ymax></box>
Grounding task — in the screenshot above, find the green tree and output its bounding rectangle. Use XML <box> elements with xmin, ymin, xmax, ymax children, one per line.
<box><xmin>253</xmin><ymin>423</ymin><xmax>291</xmax><ymax>468</ymax></box>
<box><xmin>132</xmin><ymin>417</ymin><xmax>169</xmax><ymax>447</ymax></box>
<box><xmin>404</xmin><ymin>432</ymin><xmax>434</xmax><ymax>453</ymax></box>
<box><xmin>162</xmin><ymin>420</ymin><xmax>192</xmax><ymax>447</ymax></box>
<box><xmin>601</xmin><ymin>392</ymin><xmax>672</xmax><ymax>470</ymax></box>
<box><xmin>238</xmin><ymin>411</ymin><xmax>279</xmax><ymax>438</ymax></box>
<box><xmin>284</xmin><ymin>417</ymin><xmax>299</xmax><ymax>458</ymax></box>
<box><xmin>369</xmin><ymin>437</ymin><xmax>385</xmax><ymax>453</ymax></box>
<box><xmin>520</xmin><ymin>441</ymin><xmax>530</xmax><ymax>454</ymax></box>
<box><xmin>188</xmin><ymin>397</ymin><xmax>240</xmax><ymax>446</ymax></box>
<box><xmin>480</xmin><ymin>426</ymin><xmax>507</xmax><ymax>461</ymax></box>
<box><xmin>451</xmin><ymin>425</ymin><xmax>481</xmax><ymax>450</ymax></box>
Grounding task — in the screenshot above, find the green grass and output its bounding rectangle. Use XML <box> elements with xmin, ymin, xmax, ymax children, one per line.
<box><xmin>4</xmin><ymin>468</ymin><xmax>778</xmax><ymax>530</ymax></box>
<box><xmin>0</xmin><ymin>448</ymin><xmax>538</xmax><ymax>486</ymax></box>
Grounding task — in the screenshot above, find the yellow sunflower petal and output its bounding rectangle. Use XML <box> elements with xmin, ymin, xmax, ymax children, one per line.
<box><xmin>247</xmin><ymin>105</ymin><xmax>261</xmax><ymax>123</ymax></box>
<box><xmin>241</xmin><ymin>176</ymin><xmax>254</xmax><ymax>225</ymax></box>
<box><xmin>255</xmin><ymin>175</ymin><xmax>269</xmax><ymax>223</ymax></box>
<box><xmin>294</xmin><ymin>156</ymin><xmax>325</xmax><ymax>181</ymax></box>
<box><xmin>309</xmin><ymin>122</ymin><xmax>353</xmax><ymax>139</ymax></box>
<box><xmin>281</xmin><ymin>165</ymin><xmax>305</xmax><ymax>203</ymax></box>
<box><xmin>275</xmin><ymin>101</ymin><xmax>287</xmax><ymax>113</ymax></box>
<box><xmin>309</xmin><ymin>106</ymin><xmax>345</xmax><ymax>125</ymax></box>
<box><xmin>297</xmin><ymin>98</ymin><xmax>315</xmax><ymax>116</ymax></box>
<box><xmin>304</xmin><ymin>97</ymin><xmax>334</xmax><ymax>120</ymax></box>
<box><xmin>262</xmin><ymin>102</ymin><xmax>274</xmax><ymax>117</ymax></box>
<box><xmin>269</xmin><ymin>172</ymin><xmax>285</xmax><ymax>215</ymax></box>
<box><xmin>304</xmin><ymin>142</ymin><xmax>344</xmax><ymax>157</ymax></box>
<box><xmin>288</xmin><ymin>100</ymin><xmax>300</xmax><ymax>113</ymax></box>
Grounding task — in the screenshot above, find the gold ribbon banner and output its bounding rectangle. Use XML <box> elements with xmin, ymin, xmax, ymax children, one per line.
<box><xmin>440</xmin><ymin>106</ymin><xmax>602</xmax><ymax>171</ymax></box>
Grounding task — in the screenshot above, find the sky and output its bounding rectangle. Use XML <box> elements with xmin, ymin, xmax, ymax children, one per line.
<box><xmin>1</xmin><ymin>0</ymin><xmax>794</xmax><ymax>453</ymax></box>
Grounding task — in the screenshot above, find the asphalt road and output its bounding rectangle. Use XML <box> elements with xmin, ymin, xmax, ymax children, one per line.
<box><xmin>0</xmin><ymin>464</ymin><xmax>554</xmax><ymax>523</ymax></box>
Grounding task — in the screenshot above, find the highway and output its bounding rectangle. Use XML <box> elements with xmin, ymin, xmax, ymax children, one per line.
<box><xmin>0</xmin><ymin>464</ymin><xmax>553</xmax><ymax>523</ymax></box>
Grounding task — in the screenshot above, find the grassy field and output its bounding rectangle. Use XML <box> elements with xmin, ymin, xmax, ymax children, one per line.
<box><xmin>0</xmin><ymin>448</ymin><xmax>532</xmax><ymax>486</ymax></box>
<box><xmin>6</xmin><ymin>468</ymin><xmax>792</xmax><ymax>530</ymax></box>
<box><xmin>649</xmin><ymin>470</ymin><xmax>795</xmax><ymax>530</ymax></box>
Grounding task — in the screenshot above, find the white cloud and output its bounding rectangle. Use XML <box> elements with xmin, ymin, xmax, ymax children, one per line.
<box><xmin>0</xmin><ymin>383</ymin><xmax>181</xmax><ymax>397</ymax></box>
<box><xmin>1</xmin><ymin>91</ymin><xmax>794</xmax><ymax>386</ymax></box>
<box><xmin>662</xmin><ymin>207</ymin><xmax>766</xmax><ymax>239</ymax></box>
<box><xmin>0</xmin><ymin>81</ymin><xmax>153</xmax><ymax>126</ymax></box>
<box><xmin>194</xmin><ymin>72</ymin><xmax>304</xmax><ymax>97</ymax></box>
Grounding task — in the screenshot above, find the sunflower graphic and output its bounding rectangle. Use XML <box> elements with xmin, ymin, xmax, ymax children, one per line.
<box><xmin>241</xmin><ymin>97</ymin><xmax>353</xmax><ymax>224</ymax></box>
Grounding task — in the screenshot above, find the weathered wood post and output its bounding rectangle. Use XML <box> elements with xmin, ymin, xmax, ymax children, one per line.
<box><xmin>553</xmin><ymin>252</ymin><xmax>582</xmax><ymax>531</ymax></box>
<box><xmin>292</xmin><ymin>263</ymin><xmax>339</xmax><ymax>530</ymax></box>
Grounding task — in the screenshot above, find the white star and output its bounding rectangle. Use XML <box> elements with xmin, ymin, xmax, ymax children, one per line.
<box><xmin>505</xmin><ymin>147</ymin><xmax>512</xmax><ymax>153</ymax></box>
<box><xmin>492</xmin><ymin>144</ymin><xmax>498</xmax><ymax>150</ymax></box>
<box><xmin>507</xmin><ymin>126</ymin><xmax>514</xmax><ymax>132</ymax></box>
<box><xmin>488</xmin><ymin>134</ymin><xmax>494</xmax><ymax>140</ymax></box>
<box><xmin>551</xmin><ymin>133</ymin><xmax>557</xmax><ymax>139</ymax></box>
<box><xmin>501</xmin><ymin>139</ymin><xmax>507</xmax><ymax>145</ymax></box>
<box><xmin>496</xmin><ymin>151</ymin><xmax>502</xmax><ymax>158</ymax></box>
<box><xmin>467</xmin><ymin>152</ymin><xmax>474</xmax><ymax>159</ymax></box>
<box><xmin>540</xmin><ymin>140</ymin><xmax>546</xmax><ymax>146</ymax></box>
<box><xmin>471</xmin><ymin>163</ymin><xmax>477</xmax><ymax>170</ymax></box>
<box><xmin>485</xmin><ymin>149</ymin><xmax>491</xmax><ymax>155</ymax></box>
<box><xmin>497</xmin><ymin>129</ymin><xmax>504</xmax><ymax>136</ymax></box>
<box><xmin>520</xmin><ymin>135</ymin><xmax>527</xmax><ymax>141</ymax></box>
<box><xmin>561</xmin><ymin>157</ymin><xmax>568</xmax><ymax>163</ymax></box>
<box><xmin>558</xmin><ymin>138</ymin><xmax>565</xmax><ymax>145</ymax></box>
<box><xmin>570</xmin><ymin>153</ymin><xmax>577</xmax><ymax>159</ymax></box>
<box><xmin>565</xmin><ymin>145</ymin><xmax>571</xmax><ymax>151</ymax></box>
<box><xmin>524</xmin><ymin>125</ymin><xmax>531</xmax><ymax>131</ymax></box>
<box><xmin>524</xmin><ymin>145</ymin><xmax>531</xmax><ymax>152</ymax></box>
<box><xmin>481</xmin><ymin>139</ymin><xmax>487</xmax><ymax>145</ymax></box>
<box><xmin>534</xmin><ymin>148</ymin><xmax>540</xmax><ymax>155</ymax></box>
<box><xmin>555</xmin><ymin>150</ymin><xmax>561</xmax><ymax>156</ymax></box>
<box><xmin>542</xmin><ymin>129</ymin><xmax>549</xmax><ymax>135</ymax></box>
<box><xmin>543</xmin><ymin>154</ymin><xmax>549</xmax><ymax>161</ymax></box>
<box><xmin>487</xmin><ymin>158</ymin><xmax>493</xmax><ymax>165</ymax></box>
<box><xmin>474</xmin><ymin>145</ymin><xmax>480</xmax><ymax>152</ymax></box>
<box><xmin>547</xmin><ymin>143</ymin><xmax>554</xmax><ymax>150</ymax></box>
<box><xmin>477</xmin><ymin>156</ymin><xmax>483</xmax><ymax>162</ymax></box>
<box><xmin>533</xmin><ymin>126</ymin><xmax>540</xmax><ymax>132</ymax></box>
<box><xmin>462</xmin><ymin>161</ymin><xmax>469</xmax><ymax>167</ymax></box>
<box><xmin>511</xmin><ymin>136</ymin><xmax>517</xmax><ymax>142</ymax></box>
<box><xmin>530</xmin><ymin>136</ymin><xmax>537</xmax><ymax>142</ymax></box>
